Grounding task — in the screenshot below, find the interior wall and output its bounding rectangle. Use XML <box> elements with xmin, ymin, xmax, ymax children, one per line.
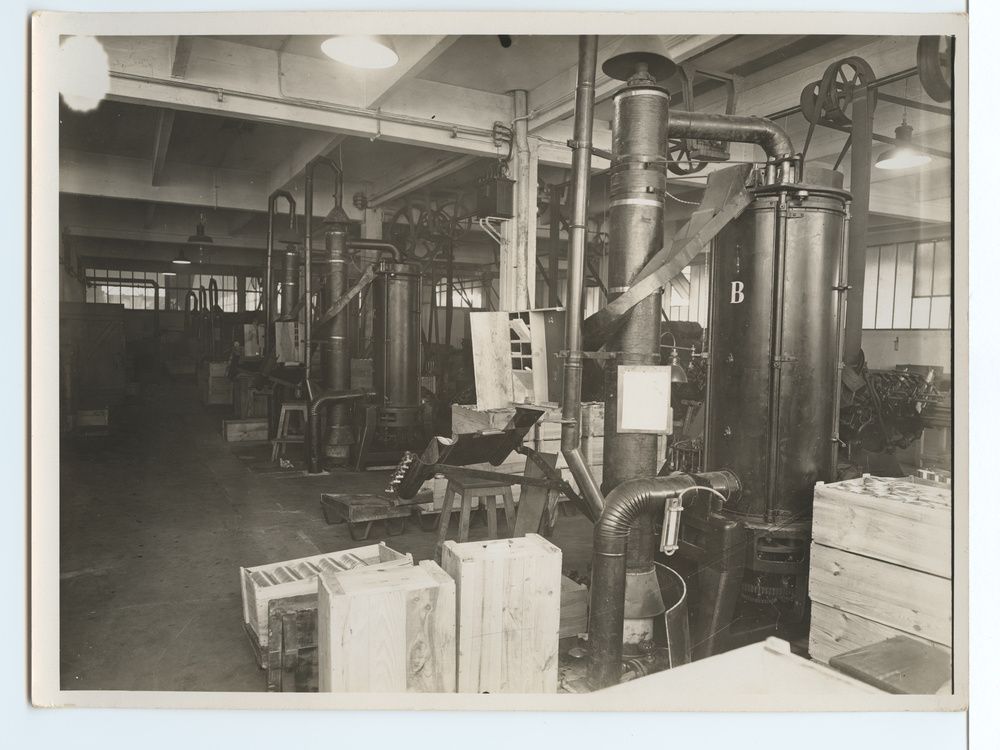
<box><xmin>861</xmin><ymin>329</ymin><xmax>952</xmax><ymax>373</ymax></box>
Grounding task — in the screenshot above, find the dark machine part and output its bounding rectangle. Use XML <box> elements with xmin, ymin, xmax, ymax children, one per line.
<box><xmin>279</xmin><ymin>244</ymin><xmax>300</xmax><ymax>318</ymax></box>
<box><xmin>320</xmin><ymin>227</ymin><xmax>353</xmax><ymax>457</ymax></box>
<box><xmin>704</xmin><ymin>182</ymin><xmax>850</xmax><ymax>635</ymax></box>
<box><xmin>352</xmin><ymin>259</ymin><xmax>426</xmax><ymax>469</ymax></box>
<box><xmin>588</xmin><ymin>470</ymin><xmax>742</xmax><ymax>689</ymax></box>
<box><xmin>839</xmin><ymin>363</ymin><xmax>942</xmax><ymax>455</ymax></box>
<box><xmin>388</xmin><ymin>406</ymin><xmax>548</xmax><ymax>500</ymax></box>
<box><xmin>600</xmin><ymin>53</ymin><xmax>672</xmax><ymax>656</ymax></box>
<box><xmin>373</xmin><ymin>260</ymin><xmax>422</xmax><ymax>429</ymax></box>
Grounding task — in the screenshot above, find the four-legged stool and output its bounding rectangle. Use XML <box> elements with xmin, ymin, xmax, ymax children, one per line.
<box><xmin>435</xmin><ymin>476</ymin><xmax>516</xmax><ymax>558</ymax></box>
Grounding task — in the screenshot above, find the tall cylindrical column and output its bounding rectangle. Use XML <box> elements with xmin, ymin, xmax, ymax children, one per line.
<box><xmin>321</xmin><ymin>227</ymin><xmax>352</xmax><ymax>457</ymax></box>
<box><xmin>601</xmin><ymin>73</ymin><xmax>671</xmax><ymax>654</ymax></box>
<box><xmin>279</xmin><ymin>244</ymin><xmax>300</xmax><ymax>318</ymax></box>
<box><xmin>373</xmin><ymin>260</ymin><xmax>422</xmax><ymax>429</ymax></box>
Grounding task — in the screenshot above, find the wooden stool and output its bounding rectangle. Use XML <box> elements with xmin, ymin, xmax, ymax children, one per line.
<box><xmin>271</xmin><ymin>401</ymin><xmax>308</xmax><ymax>463</ymax></box>
<box><xmin>436</xmin><ymin>476</ymin><xmax>516</xmax><ymax>556</ymax></box>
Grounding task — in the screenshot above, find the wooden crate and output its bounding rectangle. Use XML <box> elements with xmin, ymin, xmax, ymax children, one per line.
<box><xmin>812</xmin><ymin>475</ymin><xmax>951</xmax><ymax>578</ymax></box>
<box><xmin>560</xmin><ymin>576</ymin><xmax>589</xmax><ymax>639</ymax></box>
<box><xmin>198</xmin><ymin>360</ymin><xmax>232</xmax><ymax>405</ymax></box>
<box><xmin>223</xmin><ymin>417</ymin><xmax>268</xmax><ymax>443</ymax></box>
<box><xmin>451</xmin><ymin>402</ymin><xmax>562</xmax><ymax>436</ymax></box>
<box><xmin>808</xmin><ymin>542</ymin><xmax>951</xmax><ymax>647</ymax></box>
<box><xmin>317</xmin><ymin>560</ymin><xmax>457</xmax><ymax>693</ymax></box>
<box><xmin>240</xmin><ymin>543</ymin><xmax>411</xmax><ymax>664</ymax></box>
<box><xmin>441</xmin><ymin>534</ymin><xmax>562</xmax><ymax>693</ymax></box>
<box><xmin>808</xmin><ymin>474</ymin><xmax>953</xmax><ymax>672</ymax></box>
<box><xmin>266</xmin><ymin>594</ymin><xmax>320</xmax><ymax>692</ymax></box>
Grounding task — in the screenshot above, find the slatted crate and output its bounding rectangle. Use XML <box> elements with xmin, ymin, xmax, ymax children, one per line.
<box><xmin>808</xmin><ymin>475</ymin><xmax>952</xmax><ymax>690</ymax></box>
<box><xmin>240</xmin><ymin>543</ymin><xmax>412</xmax><ymax>667</ymax></box>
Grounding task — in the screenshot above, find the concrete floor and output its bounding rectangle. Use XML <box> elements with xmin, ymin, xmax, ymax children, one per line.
<box><xmin>59</xmin><ymin>379</ymin><xmax>593</xmax><ymax>691</ymax></box>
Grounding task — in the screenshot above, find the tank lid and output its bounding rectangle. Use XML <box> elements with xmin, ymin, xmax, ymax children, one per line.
<box><xmin>752</xmin><ymin>182</ymin><xmax>852</xmax><ymax>202</ymax></box>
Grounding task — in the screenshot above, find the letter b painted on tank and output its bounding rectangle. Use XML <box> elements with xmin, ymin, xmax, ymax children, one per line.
<box><xmin>730</xmin><ymin>281</ymin><xmax>745</xmax><ymax>304</ymax></box>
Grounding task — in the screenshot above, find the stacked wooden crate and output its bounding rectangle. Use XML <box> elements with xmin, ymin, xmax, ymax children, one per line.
<box><xmin>317</xmin><ymin>560</ymin><xmax>457</xmax><ymax>692</ymax></box>
<box><xmin>808</xmin><ymin>475</ymin><xmax>952</xmax><ymax>687</ymax></box>
<box><xmin>240</xmin><ymin>543</ymin><xmax>412</xmax><ymax>667</ymax></box>
<box><xmin>441</xmin><ymin>534</ymin><xmax>562</xmax><ymax>693</ymax></box>
<box><xmin>198</xmin><ymin>359</ymin><xmax>232</xmax><ymax>405</ymax></box>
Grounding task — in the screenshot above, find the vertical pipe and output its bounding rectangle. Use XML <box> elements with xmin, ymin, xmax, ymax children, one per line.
<box><xmin>559</xmin><ymin>35</ymin><xmax>604</xmax><ymax>521</ymax></box>
<box><xmin>323</xmin><ymin>227</ymin><xmax>351</xmax><ymax>453</ymax></box>
<box><xmin>548</xmin><ymin>183</ymin><xmax>563</xmax><ymax>306</ymax></box>
<box><xmin>842</xmin><ymin>85</ymin><xmax>873</xmax><ymax>367</ymax></box>
<box><xmin>512</xmin><ymin>89</ymin><xmax>532</xmax><ymax>310</ymax></box>
<box><xmin>265</xmin><ymin>205</ymin><xmax>274</xmax><ymax>352</ymax></box>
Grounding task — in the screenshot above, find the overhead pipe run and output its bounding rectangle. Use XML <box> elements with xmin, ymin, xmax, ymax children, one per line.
<box><xmin>347</xmin><ymin>240</ymin><xmax>404</xmax><ymax>263</ymax></box>
<box><xmin>668</xmin><ymin>111</ymin><xmax>799</xmax><ymax>183</ymax></box>
<box><xmin>588</xmin><ymin>470</ymin><xmax>741</xmax><ymax>688</ymax></box>
<box><xmin>559</xmin><ymin>35</ymin><xmax>605</xmax><ymax>522</ymax></box>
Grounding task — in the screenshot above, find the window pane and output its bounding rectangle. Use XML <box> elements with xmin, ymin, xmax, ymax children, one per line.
<box><xmin>875</xmin><ymin>245</ymin><xmax>897</xmax><ymax>329</ymax></box>
<box><xmin>911</xmin><ymin>297</ymin><xmax>931</xmax><ymax>328</ymax></box>
<box><xmin>892</xmin><ymin>242</ymin><xmax>915</xmax><ymax>329</ymax></box>
<box><xmin>913</xmin><ymin>241</ymin><xmax>935</xmax><ymax>296</ymax></box>
<box><xmin>862</xmin><ymin>246</ymin><xmax>879</xmax><ymax>329</ymax></box>
<box><xmin>929</xmin><ymin>296</ymin><xmax>950</xmax><ymax>329</ymax></box>
<box><xmin>932</xmin><ymin>240</ymin><xmax>951</xmax><ymax>296</ymax></box>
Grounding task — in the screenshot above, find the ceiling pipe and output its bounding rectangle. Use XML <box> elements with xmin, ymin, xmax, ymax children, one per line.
<box><xmin>559</xmin><ymin>35</ymin><xmax>605</xmax><ymax>522</ymax></box>
<box><xmin>668</xmin><ymin>111</ymin><xmax>798</xmax><ymax>183</ymax></box>
<box><xmin>347</xmin><ymin>239</ymin><xmax>404</xmax><ymax>263</ymax></box>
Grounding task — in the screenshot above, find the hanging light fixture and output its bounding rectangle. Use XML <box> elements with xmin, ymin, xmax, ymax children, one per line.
<box><xmin>176</xmin><ymin>212</ymin><xmax>213</xmax><ymax>264</ymax></box>
<box><xmin>162</xmin><ymin>268</ymin><xmax>177</xmax><ymax>277</ymax></box>
<box><xmin>875</xmin><ymin>79</ymin><xmax>932</xmax><ymax>171</ymax></box>
<box><xmin>320</xmin><ymin>35</ymin><xmax>398</xmax><ymax>69</ymax></box>
<box><xmin>668</xmin><ymin>348</ymin><xmax>689</xmax><ymax>384</ymax></box>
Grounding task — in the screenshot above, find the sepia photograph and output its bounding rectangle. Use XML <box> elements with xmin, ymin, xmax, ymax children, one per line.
<box><xmin>29</xmin><ymin>11</ymin><xmax>968</xmax><ymax>712</ymax></box>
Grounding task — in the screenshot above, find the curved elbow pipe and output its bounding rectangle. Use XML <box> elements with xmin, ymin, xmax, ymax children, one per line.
<box><xmin>305</xmin><ymin>388</ymin><xmax>374</xmax><ymax>474</ymax></box>
<box><xmin>348</xmin><ymin>240</ymin><xmax>404</xmax><ymax>263</ymax></box>
<box><xmin>588</xmin><ymin>469</ymin><xmax>741</xmax><ymax>688</ymax></box>
<box><xmin>668</xmin><ymin>111</ymin><xmax>797</xmax><ymax>181</ymax></box>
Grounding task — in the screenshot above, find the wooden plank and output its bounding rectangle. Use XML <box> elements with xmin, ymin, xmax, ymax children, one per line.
<box><xmin>828</xmin><ymin>635</ymin><xmax>952</xmax><ymax>695</ymax></box>
<box><xmin>808</xmin><ymin>543</ymin><xmax>951</xmax><ymax>647</ymax></box>
<box><xmin>222</xmin><ymin>417</ymin><xmax>268</xmax><ymax>443</ymax></box>
<box><xmin>317</xmin><ymin>560</ymin><xmax>456</xmax><ymax>693</ymax></box>
<box><xmin>809</xmin><ymin>602</ymin><xmax>951</xmax><ymax>687</ymax></box>
<box><xmin>512</xmin><ymin>452</ymin><xmax>558</xmax><ymax>537</ymax></box>
<box><xmin>812</xmin><ymin>477</ymin><xmax>952</xmax><ymax>578</ymax></box>
<box><xmin>441</xmin><ymin>534</ymin><xmax>561</xmax><ymax>693</ymax></box>
<box><xmin>470</xmin><ymin>311</ymin><xmax>514</xmax><ymax>409</ymax></box>
<box><xmin>451</xmin><ymin>402</ymin><xmax>562</xmax><ymax>436</ymax></box>
<box><xmin>560</xmin><ymin>576</ymin><xmax>589</xmax><ymax>639</ymax></box>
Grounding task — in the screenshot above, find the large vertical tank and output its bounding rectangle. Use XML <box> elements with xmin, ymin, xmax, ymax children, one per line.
<box><xmin>705</xmin><ymin>181</ymin><xmax>849</xmax><ymax>625</ymax></box>
<box><xmin>321</xmin><ymin>227</ymin><xmax>352</xmax><ymax>456</ymax></box>
<box><xmin>372</xmin><ymin>259</ymin><xmax>422</xmax><ymax>429</ymax></box>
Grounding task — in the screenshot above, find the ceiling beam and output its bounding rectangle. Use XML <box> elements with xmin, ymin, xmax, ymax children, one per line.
<box><xmin>170</xmin><ymin>36</ymin><xmax>193</xmax><ymax>79</ymax></box>
<box><xmin>368</xmin><ymin>153</ymin><xmax>480</xmax><ymax>208</ymax></box>
<box><xmin>265</xmin><ymin>132</ymin><xmax>347</xmax><ymax>197</ymax></box>
<box><xmin>150</xmin><ymin>108</ymin><xmax>175</xmax><ymax>186</ymax></box>
<box><xmin>66</xmin><ymin>224</ymin><xmax>267</xmax><ymax>251</ymax></box>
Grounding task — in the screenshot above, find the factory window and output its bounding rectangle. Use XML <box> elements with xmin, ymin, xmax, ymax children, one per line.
<box><xmin>164</xmin><ymin>273</ymin><xmax>240</xmax><ymax>313</ymax></box>
<box><xmin>86</xmin><ymin>269</ymin><xmax>167</xmax><ymax>310</ymax></box>
<box><xmin>664</xmin><ymin>259</ymin><xmax>710</xmax><ymax>327</ymax></box>
<box><xmin>244</xmin><ymin>275</ymin><xmax>264</xmax><ymax>313</ymax></box>
<box><xmin>434</xmin><ymin>277</ymin><xmax>485</xmax><ymax>309</ymax></box>
<box><xmin>862</xmin><ymin>239</ymin><xmax>952</xmax><ymax>330</ymax></box>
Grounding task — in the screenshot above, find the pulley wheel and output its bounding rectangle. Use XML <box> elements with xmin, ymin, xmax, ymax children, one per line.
<box><xmin>800</xmin><ymin>56</ymin><xmax>877</xmax><ymax>127</ymax></box>
<box><xmin>917</xmin><ymin>35</ymin><xmax>953</xmax><ymax>103</ymax></box>
<box><xmin>667</xmin><ymin>138</ymin><xmax>708</xmax><ymax>176</ymax></box>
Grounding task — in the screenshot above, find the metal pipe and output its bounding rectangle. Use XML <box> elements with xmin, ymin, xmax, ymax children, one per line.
<box><xmin>265</xmin><ymin>190</ymin><xmax>296</xmax><ymax>356</ymax></box>
<box><xmin>322</xmin><ymin>228</ymin><xmax>352</xmax><ymax>456</ymax></box>
<box><xmin>668</xmin><ymin>111</ymin><xmax>797</xmax><ymax>182</ymax></box>
<box><xmin>347</xmin><ymin>240</ymin><xmax>404</xmax><ymax>262</ymax></box>
<box><xmin>559</xmin><ymin>35</ymin><xmax>605</xmax><ymax>521</ymax></box>
<box><xmin>304</xmin><ymin>155</ymin><xmax>346</xmax><ymax>473</ymax></box>
<box><xmin>305</xmin><ymin>388</ymin><xmax>374</xmax><ymax>474</ymax></box>
<box><xmin>588</xmin><ymin>470</ymin><xmax>741</xmax><ymax>688</ymax></box>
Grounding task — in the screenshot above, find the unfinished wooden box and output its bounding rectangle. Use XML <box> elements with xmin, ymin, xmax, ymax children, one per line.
<box><xmin>223</xmin><ymin>417</ymin><xmax>268</xmax><ymax>442</ymax></box>
<box><xmin>317</xmin><ymin>560</ymin><xmax>457</xmax><ymax>693</ymax></box>
<box><xmin>441</xmin><ymin>534</ymin><xmax>562</xmax><ymax>693</ymax></box>
<box><xmin>198</xmin><ymin>360</ymin><xmax>232</xmax><ymax>406</ymax></box>
<box><xmin>240</xmin><ymin>543</ymin><xmax>412</xmax><ymax>665</ymax></box>
<box><xmin>808</xmin><ymin>475</ymin><xmax>952</xmax><ymax>685</ymax></box>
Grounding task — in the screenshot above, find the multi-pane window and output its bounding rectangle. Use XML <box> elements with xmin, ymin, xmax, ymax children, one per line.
<box><xmin>434</xmin><ymin>277</ymin><xmax>485</xmax><ymax>309</ymax></box>
<box><xmin>862</xmin><ymin>239</ymin><xmax>951</xmax><ymax>330</ymax></box>
<box><xmin>86</xmin><ymin>267</ymin><xmax>253</xmax><ymax>314</ymax></box>
<box><xmin>86</xmin><ymin>269</ymin><xmax>166</xmax><ymax>310</ymax></box>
